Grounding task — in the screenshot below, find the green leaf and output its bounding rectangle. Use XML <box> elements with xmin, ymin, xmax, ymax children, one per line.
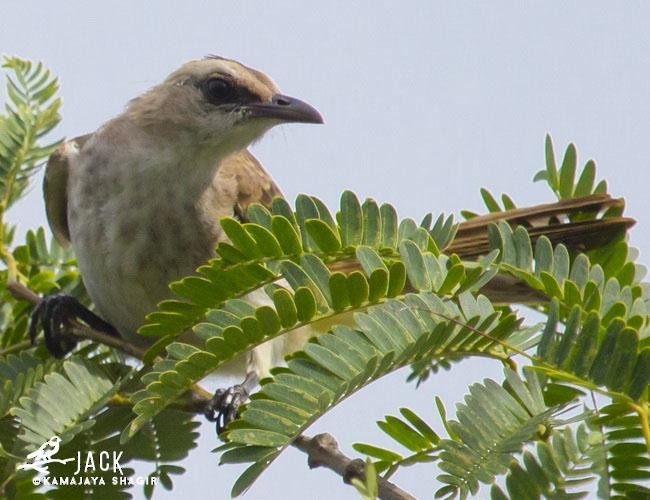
<box><xmin>543</xmin><ymin>134</ymin><xmax>559</xmax><ymax>189</ymax></box>
<box><xmin>605</xmin><ymin>328</ymin><xmax>638</xmax><ymax>392</ymax></box>
<box><xmin>559</xmin><ymin>143</ymin><xmax>577</xmax><ymax>198</ymax></box>
<box><xmin>356</xmin><ymin>246</ymin><xmax>388</xmax><ymax>274</ymax></box>
<box><xmin>220</xmin><ymin>217</ymin><xmax>262</xmax><ymax>258</ymax></box>
<box><xmin>244</xmin><ymin>224</ymin><xmax>283</xmax><ymax>257</ymax></box>
<box><xmin>272</xmin><ymin>288</ymin><xmax>298</xmax><ymax>328</ymax></box>
<box><xmin>540</xmin><ymin>271</ymin><xmax>563</xmax><ymax>298</ymax></box>
<box><xmin>513</xmin><ymin>226</ymin><xmax>533</xmax><ymax>269</ymax></box>
<box><xmin>295</xmin><ymin>193</ymin><xmax>321</xmax><ymax>250</ymax></box>
<box><xmin>362</xmin><ymin>198</ymin><xmax>381</xmax><ymax>247</ymax></box>
<box><xmin>481</xmin><ymin>188</ymin><xmax>501</xmax><ymax>212</ymax></box>
<box><xmin>368</xmin><ymin>269</ymin><xmax>389</xmax><ymax>302</ymax></box>
<box><xmin>399</xmin><ymin>240</ymin><xmax>431</xmax><ymax>291</ymax></box>
<box><xmin>437</xmin><ymin>264</ymin><xmax>465</xmax><ymax>295</ymax></box>
<box><xmin>231</xmin><ymin>462</ymin><xmax>268</xmax><ymax>497</ymax></box>
<box><xmin>399</xmin><ymin>407</ymin><xmax>439</xmax><ymax>444</ymax></box>
<box><xmin>299</xmin><ymin>254</ymin><xmax>333</xmax><ymax>307</ymax></box>
<box><xmin>311</xmin><ymin>196</ymin><xmax>337</xmax><ymax>229</ymax></box>
<box><xmin>329</xmin><ymin>272</ymin><xmax>350</xmax><ymax>311</ymax></box>
<box><xmin>294</xmin><ymin>287</ymin><xmax>317</xmax><ymax>322</ymax></box>
<box><xmin>378</xmin><ymin>416</ymin><xmax>431</xmax><ymax>452</ymax></box>
<box><xmin>220</xmin><ymin>445</ymin><xmax>276</xmax><ymax>464</ymax></box>
<box><xmin>625</xmin><ymin>348</ymin><xmax>650</xmax><ymax>401</ymax></box>
<box><xmin>501</xmin><ymin>193</ymin><xmax>516</xmax><ymax>210</ymax></box>
<box><xmin>272</xmin><ymin>215</ymin><xmax>302</xmax><ymax>255</ymax></box>
<box><xmin>271</xmin><ymin>197</ymin><xmax>297</xmax><ymax>225</ymax></box>
<box><xmin>534</xmin><ymin>236</ymin><xmax>554</xmax><ymax>273</ymax></box>
<box><xmin>555</xmin><ymin>305</ymin><xmax>581</xmax><ymax>367</ymax></box>
<box><xmin>589</xmin><ymin>319</ymin><xmax>625</xmax><ymax>385</ymax></box>
<box><xmin>305</xmin><ymin>219</ymin><xmax>341</xmax><ymax>252</ymax></box>
<box><xmin>247</xmin><ymin>203</ymin><xmax>273</xmax><ymax>228</ymax></box>
<box><xmin>575</xmin><ymin>159</ymin><xmax>596</xmax><ymax>196</ymax></box>
<box><xmin>566</xmin><ymin>312</ymin><xmax>600</xmax><ymax>377</ymax></box>
<box><xmin>347</xmin><ymin>271</ymin><xmax>369</xmax><ymax>307</ymax></box>
<box><xmin>353</xmin><ymin>442</ymin><xmax>403</xmax><ymax>462</ymax></box>
<box><xmin>380</xmin><ymin>203</ymin><xmax>398</xmax><ymax>249</ymax></box>
<box><xmin>387</xmin><ymin>261</ymin><xmax>407</xmax><ymax>297</ymax></box>
<box><xmin>303</xmin><ymin>343</ymin><xmax>357</xmax><ymax>380</ymax></box>
<box><xmin>340</xmin><ymin>190</ymin><xmax>363</xmax><ymax>247</ymax></box>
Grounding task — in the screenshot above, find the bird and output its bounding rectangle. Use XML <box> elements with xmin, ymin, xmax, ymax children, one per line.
<box><xmin>33</xmin><ymin>56</ymin><xmax>634</xmax><ymax>431</ymax></box>
<box><xmin>35</xmin><ymin>56</ymin><xmax>323</xmax><ymax>428</ymax></box>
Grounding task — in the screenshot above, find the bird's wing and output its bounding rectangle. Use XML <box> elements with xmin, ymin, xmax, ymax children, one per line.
<box><xmin>44</xmin><ymin>135</ymin><xmax>92</xmax><ymax>246</ymax></box>
<box><xmin>215</xmin><ymin>149</ymin><xmax>284</xmax><ymax>219</ymax></box>
<box><xmin>447</xmin><ymin>194</ymin><xmax>635</xmax><ymax>259</ymax></box>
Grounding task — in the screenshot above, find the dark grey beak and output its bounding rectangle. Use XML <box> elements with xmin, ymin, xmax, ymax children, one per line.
<box><xmin>246</xmin><ymin>94</ymin><xmax>323</xmax><ymax>124</ymax></box>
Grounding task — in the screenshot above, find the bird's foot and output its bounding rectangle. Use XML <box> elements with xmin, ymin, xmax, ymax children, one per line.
<box><xmin>204</xmin><ymin>383</ymin><xmax>250</xmax><ymax>434</ymax></box>
<box><xmin>204</xmin><ymin>371</ymin><xmax>258</xmax><ymax>434</ymax></box>
<box><xmin>29</xmin><ymin>293</ymin><xmax>118</xmax><ymax>358</ymax></box>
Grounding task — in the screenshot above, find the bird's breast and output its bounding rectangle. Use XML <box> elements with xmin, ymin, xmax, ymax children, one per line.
<box><xmin>67</xmin><ymin>149</ymin><xmax>226</xmax><ymax>341</ymax></box>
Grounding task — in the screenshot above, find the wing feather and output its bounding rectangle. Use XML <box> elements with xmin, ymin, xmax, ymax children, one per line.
<box><xmin>214</xmin><ymin>149</ymin><xmax>284</xmax><ymax>220</ymax></box>
<box><xmin>43</xmin><ymin>134</ymin><xmax>92</xmax><ymax>246</ymax></box>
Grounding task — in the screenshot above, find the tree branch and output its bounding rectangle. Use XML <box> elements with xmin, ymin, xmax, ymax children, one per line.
<box><xmin>292</xmin><ymin>433</ymin><xmax>416</xmax><ymax>500</ymax></box>
<box><xmin>5</xmin><ymin>281</ymin><xmax>147</xmax><ymax>360</ymax></box>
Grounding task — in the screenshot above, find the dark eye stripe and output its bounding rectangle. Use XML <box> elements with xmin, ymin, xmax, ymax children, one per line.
<box><xmin>201</xmin><ymin>77</ymin><xmax>260</xmax><ymax>106</ymax></box>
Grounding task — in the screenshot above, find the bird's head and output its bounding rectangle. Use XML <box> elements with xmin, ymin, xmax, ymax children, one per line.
<box><xmin>127</xmin><ymin>56</ymin><xmax>323</xmax><ymax>154</ymax></box>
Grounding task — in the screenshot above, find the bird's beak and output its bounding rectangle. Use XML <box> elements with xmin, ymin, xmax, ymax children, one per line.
<box><xmin>245</xmin><ymin>94</ymin><xmax>323</xmax><ymax>124</ymax></box>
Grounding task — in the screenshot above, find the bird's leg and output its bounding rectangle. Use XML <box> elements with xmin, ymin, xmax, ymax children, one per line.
<box><xmin>29</xmin><ymin>294</ymin><xmax>119</xmax><ymax>358</ymax></box>
<box><xmin>205</xmin><ymin>361</ymin><xmax>259</xmax><ymax>434</ymax></box>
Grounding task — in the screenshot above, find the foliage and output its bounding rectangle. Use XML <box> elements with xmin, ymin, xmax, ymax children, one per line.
<box><xmin>0</xmin><ymin>58</ymin><xmax>647</xmax><ymax>499</ymax></box>
<box><xmin>0</xmin><ymin>57</ymin><xmax>61</xmax><ymax>211</ymax></box>
<box><xmin>0</xmin><ymin>57</ymin><xmax>199</xmax><ymax>499</ymax></box>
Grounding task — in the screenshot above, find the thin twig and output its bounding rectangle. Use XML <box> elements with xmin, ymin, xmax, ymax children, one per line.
<box><xmin>292</xmin><ymin>433</ymin><xmax>416</xmax><ymax>500</ymax></box>
<box><xmin>67</xmin><ymin>322</ymin><xmax>148</xmax><ymax>359</ymax></box>
<box><xmin>109</xmin><ymin>384</ymin><xmax>213</xmax><ymax>414</ymax></box>
<box><xmin>6</xmin><ymin>281</ymin><xmax>42</xmax><ymax>303</ymax></box>
<box><xmin>5</xmin><ymin>281</ymin><xmax>147</xmax><ymax>360</ymax></box>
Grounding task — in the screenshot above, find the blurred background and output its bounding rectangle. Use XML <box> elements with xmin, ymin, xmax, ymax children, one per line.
<box><xmin>2</xmin><ymin>2</ymin><xmax>648</xmax><ymax>498</ymax></box>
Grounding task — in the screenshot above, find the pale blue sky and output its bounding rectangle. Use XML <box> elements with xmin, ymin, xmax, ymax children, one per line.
<box><xmin>2</xmin><ymin>2</ymin><xmax>649</xmax><ymax>498</ymax></box>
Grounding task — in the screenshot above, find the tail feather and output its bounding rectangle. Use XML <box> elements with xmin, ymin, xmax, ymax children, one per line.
<box><xmin>448</xmin><ymin>194</ymin><xmax>634</xmax><ymax>259</ymax></box>
<box><xmin>329</xmin><ymin>194</ymin><xmax>635</xmax><ymax>304</ymax></box>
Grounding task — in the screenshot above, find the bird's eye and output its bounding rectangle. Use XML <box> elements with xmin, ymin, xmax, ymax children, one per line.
<box><xmin>204</xmin><ymin>78</ymin><xmax>238</xmax><ymax>104</ymax></box>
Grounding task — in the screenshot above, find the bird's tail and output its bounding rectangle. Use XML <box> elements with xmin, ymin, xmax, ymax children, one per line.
<box><xmin>331</xmin><ymin>194</ymin><xmax>635</xmax><ymax>304</ymax></box>
<box><xmin>448</xmin><ymin>193</ymin><xmax>633</xmax><ymax>258</ymax></box>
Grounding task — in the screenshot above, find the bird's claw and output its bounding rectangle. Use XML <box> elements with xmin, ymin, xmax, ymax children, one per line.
<box><xmin>204</xmin><ymin>384</ymin><xmax>249</xmax><ymax>434</ymax></box>
<box><xmin>29</xmin><ymin>293</ymin><xmax>117</xmax><ymax>358</ymax></box>
<box><xmin>29</xmin><ymin>294</ymin><xmax>80</xmax><ymax>358</ymax></box>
